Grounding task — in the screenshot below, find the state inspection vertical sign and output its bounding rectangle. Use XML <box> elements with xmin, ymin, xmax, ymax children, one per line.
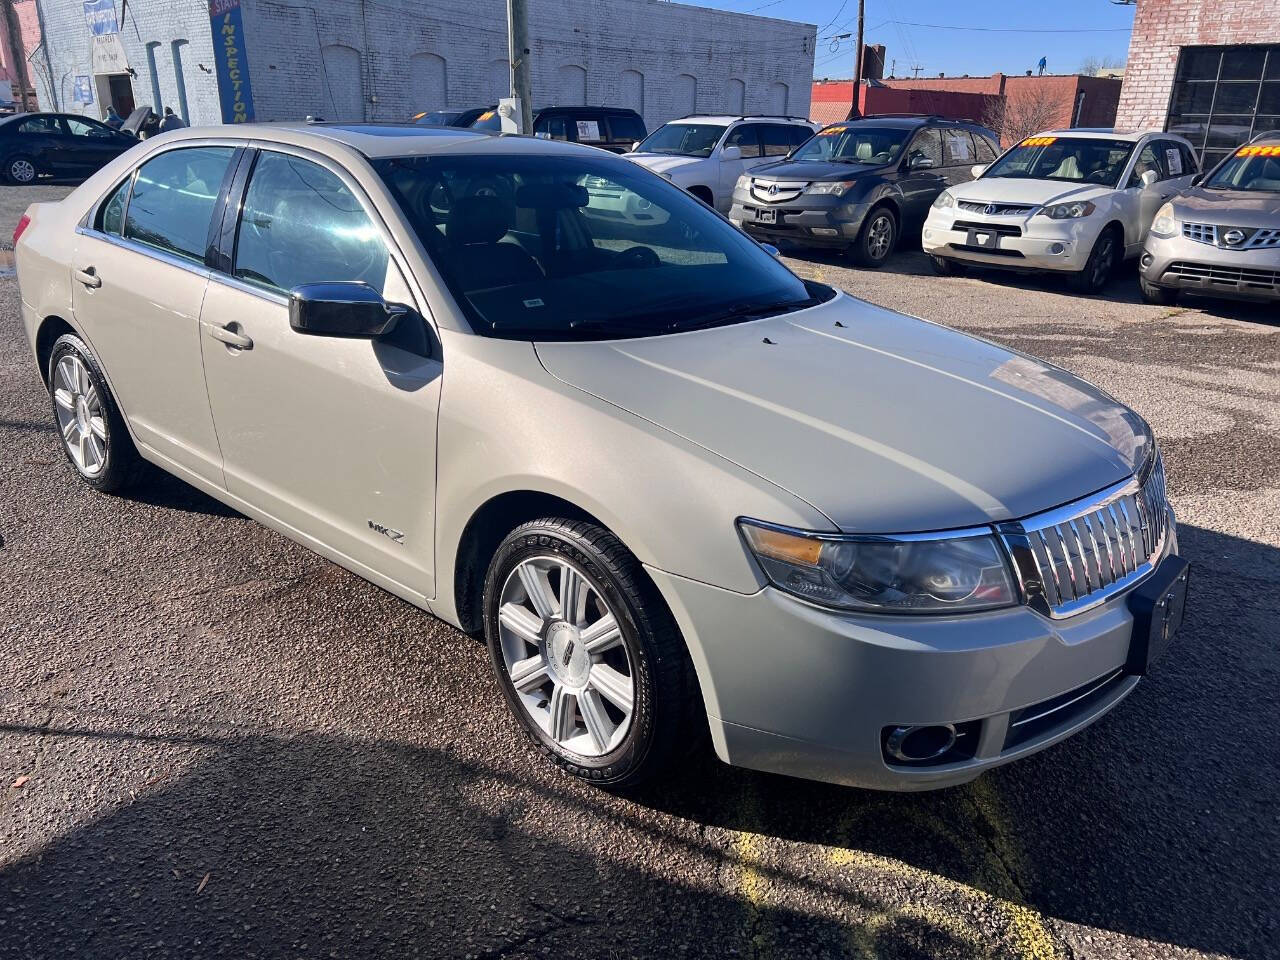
<box><xmin>209</xmin><ymin>0</ymin><xmax>256</xmax><ymax>123</ymax></box>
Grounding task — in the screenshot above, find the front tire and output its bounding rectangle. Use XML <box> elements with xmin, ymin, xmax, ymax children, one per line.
<box><xmin>850</xmin><ymin>206</ymin><xmax>897</xmax><ymax>268</ymax></box>
<box><xmin>1139</xmin><ymin>275</ymin><xmax>1178</xmax><ymax>306</ymax></box>
<box><xmin>5</xmin><ymin>154</ymin><xmax>37</xmax><ymax>184</ymax></box>
<box><xmin>48</xmin><ymin>334</ymin><xmax>146</xmax><ymax>493</ymax></box>
<box><xmin>1070</xmin><ymin>227</ymin><xmax>1120</xmax><ymax>294</ymax></box>
<box><xmin>483</xmin><ymin>518</ymin><xmax>695</xmax><ymax>788</ymax></box>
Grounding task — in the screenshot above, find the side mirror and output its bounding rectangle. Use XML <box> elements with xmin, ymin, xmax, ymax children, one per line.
<box><xmin>629</xmin><ymin>140</ymin><xmax>640</xmax><ymax>152</ymax></box>
<box><xmin>289</xmin><ymin>282</ymin><xmax>406</xmax><ymax>338</ymax></box>
<box><xmin>909</xmin><ymin>154</ymin><xmax>935</xmax><ymax>170</ymax></box>
<box><xmin>760</xmin><ymin>243</ymin><xmax>781</xmax><ymax>258</ymax></box>
<box><xmin>970</xmin><ymin>163</ymin><xmax>987</xmax><ymax>179</ymax></box>
<box><xmin>1140</xmin><ymin>169</ymin><xmax>1160</xmax><ymax>188</ymax></box>
<box><xmin>1191</xmin><ymin>172</ymin><xmax>1204</xmax><ymax>186</ymax></box>
<box><xmin>721</xmin><ymin>145</ymin><xmax>742</xmax><ymax>162</ymax></box>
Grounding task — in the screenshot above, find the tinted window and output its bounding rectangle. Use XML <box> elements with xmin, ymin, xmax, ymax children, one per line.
<box><xmin>941</xmin><ymin>128</ymin><xmax>976</xmax><ymax>166</ymax></box>
<box><xmin>536</xmin><ymin>115</ymin><xmax>571</xmax><ymax>141</ymax></box>
<box><xmin>760</xmin><ymin>124</ymin><xmax>795</xmax><ymax>157</ymax></box>
<box><xmin>19</xmin><ymin>116</ymin><xmax>60</xmax><ymax>135</ymax></box>
<box><xmin>234</xmin><ymin>151</ymin><xmax>388</xmax><ymax>294</ymax></box>
<box><xmin>973</xmin><ymin>133</ymin><xmax>998</xmax><ymax>163</ymax></box>
<box><xmin>725</xmin><ymin>124</ymin><xmax>763</xmax><ymax>158</ymax></box>
<box><xmin>124</xmin><ymin>146</ymin><xmax>234</xmax><ymax>261</ymax></box>
<box><xmin>906</xmin><ymin>128</ymin><xmax>943</xmax><ymax>167</ymax></box>
<box><xmin>607</xmin><ymin>113</ymin><xmax>646</xmax><ymax>142</ymax></box>
<box><xmin>375</xmin><ymin>153</ymin><xmax>820</xmax><ymax>341</ymax></box>
<box><xmin>66</xmin><ymin>117</ymin><xmax>114</xmax><ymax>138</ymax></box>
<box><xmin>789</xmin><ymin>125</ymin><xmax>813</xmax><ymax>148</ymax></box>
<box><xmin>98</xmin><ymin>176</ymin><xmax>131</xmax><ymax>235</ymax></box>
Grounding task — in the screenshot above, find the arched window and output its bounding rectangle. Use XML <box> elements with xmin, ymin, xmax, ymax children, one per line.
<box><xmin>727</xmin><ymin>78</ymin><xmax>745</xmax><ymax>114</ymax></box>
<box><xmin>411</xmin><ymin>52</ymin><xmax>448</xmax><ymax>108</ymax></box>
<box><xmin>320</xmin><ymin>44</ymin><xmax>364</xmax><ymax>120</ymax></box>
<box><xmin>621</xmin><ymin>69</ymin><xmax>644</xmax><ymax>116</ymax></box>
<box><xmin>558</xmin><ymin>64</ymin><xmax>587</xmax><ymax>106</ymax></box>
<box><xmin>674</xmin><ymin>73</ymin><xmax>696</xmax><ymax>115</ymax></box>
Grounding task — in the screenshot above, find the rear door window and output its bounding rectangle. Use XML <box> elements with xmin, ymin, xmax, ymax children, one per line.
<box><xmin>606</xmin><ymin>113</ymin><xmax>646</xmax><ymax>142</ymax></box>
<box><xmin>973</xmin><ymin>133</ymin><xmax>998</xmax><ymax>162</ymax></box>
<box><xmin>535</xmin><ymin>115</ymin><xmax>572</xmax><ymax>141</ymax></box>
<box><xmin>123</xmin><ymin>146</ymin><xmax>236</xmax><ymax>262</ymax></box>
<box><xmin>725</xmin><ymin>123</ymin><xmax>763</xmax><ymax>158</ymax></box>
<box><xmin>233</xmin><ymin>150</ymin><xmax>389</xmax><ymax>294</ymax></box>
<box><xmin>1128</xmin><ymin>143</ymin><xmax>1167</xmax><ymax>187</ymax></box>
<box><xmin>905</xmin><ymin>128</ymin><xmax>943</xmax><ymax>167</ymax></box>
<box><xmin>66</xmin><ymin>117</ymin><xmax>116</xmax><ymax>139</ymax></box>
<box><xmin>19</xmin><ymin>116</ymin><xmax>61</xmax><ymax>135</ymax></box>
<box><xmin>760</xmin><ymin>124</ymin><xmax>795</xmax><ymax>157</ymax></box>
<box><xmin>942</xmin><ymin>128</ymin><xmax>976</xmax><ymax>166</ymax></box>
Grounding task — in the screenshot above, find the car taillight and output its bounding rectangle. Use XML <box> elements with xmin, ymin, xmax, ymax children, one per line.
<box><xmin>12</xmin><ymin>213</ymin><xmax>30</xmax><ymax>246</ymax></box>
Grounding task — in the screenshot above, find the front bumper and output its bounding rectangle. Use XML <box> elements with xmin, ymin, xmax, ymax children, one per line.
<box><xmin>649</xmin><ymin>527</ymin><xmax>1179</xmax><ymax>791</ymax></box>
<box><xmin>923</xmin><ymin>208</ymin><xmax>1097</xmax><ymax>273</ymax></box>
<box><xmin>729</xmin><ymin>195</ymin><xmax>869</xmax><ymax>248</ymax></box>
<box><xmin>1141</xmin><ymin>231</ymin><xmax>1280</xmax><ymax>302</ymax></box>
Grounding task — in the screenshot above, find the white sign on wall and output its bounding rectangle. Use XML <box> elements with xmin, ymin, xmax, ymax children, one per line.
<box><xmin>91</xmin><ymin>33</ymin><xmax>129</xmax><ymax>74</ymax></box>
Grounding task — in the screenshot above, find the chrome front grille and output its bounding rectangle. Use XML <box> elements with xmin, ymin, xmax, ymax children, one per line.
<box><xmin>1181</xmin><ymin>221</ymin><xmax>1280</xmax><ymax>249</ymax></box>
<box><xmin>1166</xmin><ymin>260</ymin><xmax>1280</xmax><ymax>291</ymax></box>
<box><xmin>750</xmin><ymin>180</ymin><xmax>806</xmax><ymax>204</ymax></box>
<box><xmin>998</xmin><ymin>455</ymin><xmax>1172</xmax><ymax>618</ymax></box>
<box><xmin>957</xmin><ymin>200</ymin><xmax>1036</xmax><ymax>216</ymax></box>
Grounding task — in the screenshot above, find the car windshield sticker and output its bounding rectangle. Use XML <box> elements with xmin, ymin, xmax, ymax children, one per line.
<box><xmin>1020</xmin><ymin>136</ymin><xmax>1057</xmax><ymax>147</ymax></box>
<box><xmin>576</xmin><ymin>120</ymin><xmax>601</xmax><ymax>142</ymax></box>
<box><xmin>477</xmin><ymin>110</ymin><xmax>495</xmax><ymax>122</ymax></box>
<box><xmin>523</xmin><ymin>298</ymin><xmax>545</xmax><ymax>308</ymax></box>
<box><xmin>951</xmin><ymin>136</ymin><xmax>971</xmax><ymax>160</ymax></box>
<box><xmin>1237</xmin><ymin>144</ymin><xmax>1280</xmax><ymax>156</ymax></box>
<box><xmin>1165</xmin><ymin>148</ymin><xmax>1182</xmax><ymax>175</ymax></box>
<box><xmin>818</xmin><ymin>126</ymin><xmax>846</xmax><ymax>137</ymax></box>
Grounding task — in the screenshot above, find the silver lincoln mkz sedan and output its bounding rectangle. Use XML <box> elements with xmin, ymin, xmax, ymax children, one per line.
<box><xmin>15</xmin><ymin>123</ymin><xmax>1189</xmax><ymax>790</ymax></box>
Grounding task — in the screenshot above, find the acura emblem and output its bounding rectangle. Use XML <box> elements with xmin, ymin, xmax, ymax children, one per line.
<box><xmin>1222</xmin><ymin>228</ymin><xmax>1245</xmax><ymax>246</ymax></box>
<box><xmin>984</xmin><ymin>203</ymin><xmax>998</xmax><ymax>215</ymax></box>
<box><xmin>768</xmin><ymin>183</ymin><xmax>779</xmax><ymax>196</ymax></box>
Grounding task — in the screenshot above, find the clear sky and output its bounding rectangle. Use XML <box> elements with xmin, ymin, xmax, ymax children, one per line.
<box><xmin>689</xmin><ymin>0</ymin><xmax>1137</xmax><ymax>79</ymax></box>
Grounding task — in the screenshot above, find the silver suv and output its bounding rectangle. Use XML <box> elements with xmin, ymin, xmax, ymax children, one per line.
<box><xmin>15</xmin><ymin>123</ymin><xmax>1188</xmax><ymax>791</ymax></box>
<box><xmin>1140</xmin><ymin>132</ymin><xmax>1280</xmax><ymax>305</ymax></box>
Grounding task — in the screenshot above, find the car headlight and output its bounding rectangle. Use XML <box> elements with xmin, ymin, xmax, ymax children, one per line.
<box><xmin>739</xmin><ymin>520</ymin><xmax>1018</xmax><ymax>614</ymax></box>
<box><xmin>1040</xmin><ymin>200</ymin><xmax>1096</xmax><ymax>220</ymax></box>
<box><xmin>735</xmin><ymin>174</ymin><xmax>751</xmax><ymax>193</ymax></box>
<box><xmin>803</xmin><ymin>180</ymin><xmax>857</xmax><ymax>197</ymax></box>
<box><xmin>932</xmin><ymin>191</ymin><xmax>955</xmax><ymax>210</ymax></box>
<box><xmin>1149</xmin><ymin>201</ymin><xmax>1180</xmax><ymax>238</ymax></box>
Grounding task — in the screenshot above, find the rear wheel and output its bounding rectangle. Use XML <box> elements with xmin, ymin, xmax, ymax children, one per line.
<box><xmin>48</xmin><ymin>334</ymin><xmax>146</xmax><ymax>493</ymax></box>
<box><xmin>850</xmin><ymin>206</ymin><xmax>897</xmax><ymax>268</ymax></box>
<box><xmin>5</xmin><ymin>154</ymin><xmax>37</xmax><ymax>184</ymax></box>
<box><xmin>1070</xmin><ymin>227</ymin><xmax>1120</xmax><ymax>293</ymax></box>
<box><xmin>929</xmin><ymin>254</ymin><xmax>967</xmax><ymax>277</ymax></box>
<box><xmin>1139</xmin><ymin>275</ymin><xmax>1179</xmax><ymax>306</ymax></box>
<box><xmin>484</xmin><ymin>518</ymin><xmax>695</xmax><ymax>788</ymax></box>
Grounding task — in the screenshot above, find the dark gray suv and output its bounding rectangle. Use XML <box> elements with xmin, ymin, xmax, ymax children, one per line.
<box><xmin>729</xmin><ymin>115</ymin><xmax>1000</xmax><ymax>267</ymax></box>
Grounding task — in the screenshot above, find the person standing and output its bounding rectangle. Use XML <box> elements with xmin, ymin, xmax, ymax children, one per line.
<box><xmin>104</xmin><ymin>105</ymin><xmax>123</xmax><ymax>129</ymax></box>
<box><xmin>1038</xmin><ymin>56</ymin><xmax>1047</xmax><ymax>76</ymax></box>
<box><xmin>158</xmin><ymin>106</ymin><xmax>186</xmax><ymax>133</ymax></box>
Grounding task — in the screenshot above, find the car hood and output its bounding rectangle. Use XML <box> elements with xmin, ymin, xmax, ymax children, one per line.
<box><xmin>627</xmin><ymin>154</ymin><xmax>707</xmax><ymax>176</ymax></box>
<box><xmin>954</xmin><ymin>178</ymin><xmax>1113</xmax><ymax>207</ymax></box>
<box><xmin>1169</xmin><ymin>187</ymin><xmax>1280</xmax><ymax>226</ymax></box>
<box><xmin>750</xmin><ymin>159</ymin><xmax>884</xmax><ymax>182</ymax></box>
<box><xmin>534</xmin><ymin>293</ymin><xmax>1150</xmax><ymax>533</ymax></box>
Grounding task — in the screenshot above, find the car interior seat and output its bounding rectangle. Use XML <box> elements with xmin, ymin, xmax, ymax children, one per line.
<box><xmin>445</xmin><ymin>194</ymin><xmax>544</xmax><ymax>291</ymax></box>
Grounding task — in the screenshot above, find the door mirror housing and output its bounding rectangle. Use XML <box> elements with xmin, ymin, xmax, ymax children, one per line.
<box><xmin>970</xmin><ymin>163</ymin><xmax>987</xmax><ymax>178</ymax></box>
<box><xmin>1191</xmin><ymin>172</ymin><xmax>1204</xmax><ymax>186</ymax></box>
<box><xmin>289</xmin><ymin>282</ymin><xmax>406</xmax><ymax>338</ymax></box>
<box><xmin>721</xmin><ymin>144</ymin><xmax>742</xmax><ymax>162</ymax></box>
<box><xmin>909</xmin><ymin>154</ymin><xmax>935</xmax><ymax>170</ymax></box>
<box><xmin>629</xmin><ymin>140</ymin><xmax>640</xmax><ymax>152</ymax></box>
<box><xmin>1140</xmin><ymin>169</ymin><xmax>1160</xmax><ymax>188</ymax></box>
<box><xmin>760</xmin><ymin>243</ymin><xmax>781</xmax><ymax>258</ymax></box>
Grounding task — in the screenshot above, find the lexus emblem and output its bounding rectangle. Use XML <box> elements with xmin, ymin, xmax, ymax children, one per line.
<box><xmin>1222</xmin><ymin>228</ymin><xmax>1245</xmax><ymax>246</ymax></box>
<box><xmin>984</xmin><ymin>203</ymin><xmax>997</xmax><ymax>215</ymax></box>
<box><xmin>768</xmin><ymin>183</ymin><xmax>779</xmax><ymax>196</ymax></box>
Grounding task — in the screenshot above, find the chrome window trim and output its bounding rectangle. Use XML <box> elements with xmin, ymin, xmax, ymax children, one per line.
<box><xmin>72</xmin><ymin>224</ymin><xmax>216</xmax><ymax>281</ymax></box>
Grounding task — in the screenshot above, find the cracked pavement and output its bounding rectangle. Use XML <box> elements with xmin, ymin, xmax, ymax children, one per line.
<box><xmin>1</xmin><ymin>185</ymin><xmax>1277</xmax><ymax>959</ymax></box>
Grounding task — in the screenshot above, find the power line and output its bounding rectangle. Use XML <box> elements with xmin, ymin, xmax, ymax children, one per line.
<box><xmin>886</xmin><ymin>19</ymin><xmax>1132</xmax><ymax>34</ymax></box>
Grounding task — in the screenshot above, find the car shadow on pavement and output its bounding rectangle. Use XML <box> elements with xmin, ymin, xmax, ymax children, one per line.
<box><xmin>632</xmin><ymin>522</ymin><xmax>1279</xmax><ymax>959</ymax></box>
<box><xmin>121</xmin><ymin>468</ymin><xmax>242</xmax><ymax>518</ymax></box>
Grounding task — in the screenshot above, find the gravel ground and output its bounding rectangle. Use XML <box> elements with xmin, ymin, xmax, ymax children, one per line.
<box><xmin>1</xmin><ymin>182</ymin><xmax>1277</xmax><ymax>960</ymax></box>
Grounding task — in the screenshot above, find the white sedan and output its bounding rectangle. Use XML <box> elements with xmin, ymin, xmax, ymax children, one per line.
<box><xmin>923</xmin><ymin>129</ymin><xmax>1199</xmax><ymax>292</ymax></box>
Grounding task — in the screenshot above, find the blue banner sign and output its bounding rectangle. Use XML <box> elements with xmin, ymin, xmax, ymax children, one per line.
<box><xmin>73</xmin><ymin>75</ymin><xmax>94</xmax><ymax>104</ymax></box>
<box><xmin>209</xmin><ymin>0</ymin><xmax>256</xmax><ymax>123</ymax></box>
<box><xmin>82</xmin><ymin>0</ymin><xmax>119</xmax><ymax>36</ymax></box>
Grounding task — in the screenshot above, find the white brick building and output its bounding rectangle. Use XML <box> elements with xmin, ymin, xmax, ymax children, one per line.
<box><xmin>33</xmin><ymin>0</ymin><xmax>815</xmax><ymax>133</ymax></box>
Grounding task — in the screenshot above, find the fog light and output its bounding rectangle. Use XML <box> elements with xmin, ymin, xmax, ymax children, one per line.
<box><xmin>812</xmin><ymin>227</ymin><xmax>838</xmax><ymax>237</ymax></box>
<box><xmin>923</xmin><ymin>229</ymin><xmax>934</xmax><ymax>241</ymax></box>
<box><xmin>1141</xmin><ymin>253</ymin><xmax>1153</xmax><ymax>268</ymax></box>
<box><xmin>730</xmin><ymin>217</ymin><xmax>743</xmax><ymax>228</ymax></box>
<box><xmin>1048</xmin><ymin>242</ymin><xmax>1065</xmax><ymax>255</ymax></box>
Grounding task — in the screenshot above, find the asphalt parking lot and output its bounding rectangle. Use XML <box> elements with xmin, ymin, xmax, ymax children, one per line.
<box><xmin>1</xmin><ymin>182</ymin><xmax>1277</xmax><ymax>960</ymax></box>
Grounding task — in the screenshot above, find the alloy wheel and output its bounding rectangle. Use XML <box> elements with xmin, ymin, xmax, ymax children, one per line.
<box><xmin>866</xmin><ymin>213</ymin><xmax>893</xmax><ymax>260</ymax></box>
<box><xmin>1091</xmin><ymin>234</ymin><xmax>1115</xmax><ymax>288</ymax></box>
<box><xmin>10</xmin><ymin>159</ymin><xmax>34</xmax><ymax>183</ymax></box>
<box><xmin>497</xmin><ymin>555</ymin><xmax>635</xmax><ymax>757</ymax></box>
<box><xmin>52</xmin><ymin>354</ymin><xmax>107</xmax><ymax>477</ymax></box>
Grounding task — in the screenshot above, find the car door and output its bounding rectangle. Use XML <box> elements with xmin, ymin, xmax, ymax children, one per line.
<box><xmin>718</xmin><ymin>123</ymin><xmax>765</xmax><ymax>209</ymax></box>
<box><xmin>63</xmin><ymin>116</ymin><xmax>133</xmax><ymax>173</ymax></box>
<box><xmin>12</xmin><ymin>115</ymin><xmax>63</xmax><ymax>175</ymax></box>
<box><xmin>70</xmin><ymin>143</ymin><xmax>240</xmax><ymax>483</ymax></box>
<box><xmin>896</xmin><ymin>127</ymin><xmax>946</xmax><ymax>226</ymax></box>
<box><xmin>1124</xmin><ymin>140</ymin><xmax>1188</xmax><ymax>252</ymax></box>
<box><xmin>198</xmin><ymin>147</ymin><xmax>442</xmax><ymax>598</ymax></box>
<box><xmin>940</xmin><ymin>128</ymin><xmax>980</xmax><ymax>188</ymax></box>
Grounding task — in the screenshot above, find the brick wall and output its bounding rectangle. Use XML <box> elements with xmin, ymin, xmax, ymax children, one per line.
<box><xmin>1115</xmin><ymin>0</ymin><xmax>1280</xmax><ymax>130</ymax></box>
<box><xmin>35</xmin><ymin>0</ymin><xmax>815</xmax><ymax>132</ymax></box>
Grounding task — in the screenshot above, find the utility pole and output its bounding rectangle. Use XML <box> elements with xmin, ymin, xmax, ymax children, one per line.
<box><xmin>849</xmin><ymin>0</ymin><xmax>864</xmax><ymax>118</ymax></box>
<box><xmin>890</xmin><ymin>58</ymin><xmax>896</xmax><ymax>78</ymax></box>
<box><xmin>2</xmin><ymin>0</ymin><xmax>31</xmax><ymax>111</ymax></box>
<box><xmin>911</xmin><ymin>64</ymin><xmax>923</xmax><ymax>79</ymax></box>
<box><xmin>507</xmin><ymin>0</ymin><xmax>533</xmax><ymax>134</ymax></box>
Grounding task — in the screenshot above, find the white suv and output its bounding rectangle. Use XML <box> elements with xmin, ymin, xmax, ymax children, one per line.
<box><xmin>923</xmin><ymin>129</ymin><xmax>1199</xmax><ymax>292</ymax></box>
<box><xmin>626</xmin><ymin>116</ymin><xmax>818</xmax><ymax>213</ymax></box>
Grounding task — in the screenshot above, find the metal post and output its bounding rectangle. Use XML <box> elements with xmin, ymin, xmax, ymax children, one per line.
<box><xmin>507</xmin><ymin>0</ymin><xmax>533</xmax><ymax>134</ymax></box>
<box><xmin>2</xmin><ymin>0</ymin><xmax>32</xmax><ymax>111</ymax></box>
<box><xmin>851</xmin><ymin>0</ymin><xmax>864</xmax><ymax>117</ymax></box>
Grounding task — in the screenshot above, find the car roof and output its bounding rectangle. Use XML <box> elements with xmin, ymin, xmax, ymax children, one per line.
<box><xmin>823</xmin><ymin>115</ymin><xmax>954</xmax><ymax>129</ymax></box>
<box><xmin>1034</xmin><ymin>128</ymin><xmax>1163</xmax><ymax>142</ymax></box>
<box><xmin>536</xmin><ymin>105</ymin><xmax>640</xmax><ymax>116</ymax></box>
<box><xmin>666</xmin><ymin>115</ymin><xmax>811</xmax><ymax>125</ymax></box>
<box><xmin>158</xmin><ymin>121</ymin><xmax>607</xmax><ymax>159</ymax></box>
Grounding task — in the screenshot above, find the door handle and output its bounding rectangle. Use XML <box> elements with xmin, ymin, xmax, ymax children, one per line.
<box><xmin>74</xmin><ymin>266</ymin><xmax>102</xmax><ymax>288</ymax></box>
<box><xmin>206</xmin><ymin>323</ymin><xmax>253</xmax><ymax>350</ymax></box>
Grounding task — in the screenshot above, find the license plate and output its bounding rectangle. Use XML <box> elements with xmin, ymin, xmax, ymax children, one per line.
<box><xmin>757</xmin><ymin>208</ymin><xmax>776</xmax><ymax>224</ymax></box>
<box><xmin>967</xmin><ymin>228</ymin><xmax>999</xmax><ymax>249</ymax></box>
<box><xmin>1125</xmin><ymin>556</ymin><xmax>1190</xmax><ymax>675</ymax></box>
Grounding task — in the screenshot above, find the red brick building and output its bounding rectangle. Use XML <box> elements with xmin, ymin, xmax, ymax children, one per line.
<box><xmin>1115</xmin><ymin>0</ymin><xmax>1280</xmax><ymax>170</ymax></box>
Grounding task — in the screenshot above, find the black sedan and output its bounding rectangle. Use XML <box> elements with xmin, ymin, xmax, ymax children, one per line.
<box><xmin>0</xmin><ymin>112</ymin><xmax>136</xmax><ymax>184</ymax></box>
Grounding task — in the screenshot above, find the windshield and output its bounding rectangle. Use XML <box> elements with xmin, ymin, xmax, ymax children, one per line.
<box><xmin>375</xmin><ymin>153</ymin><xmax>824</xmax><ymax>340</ymax></box>
<box><xmin>415</xmin><ymin>112</ymin><xmax>458</xmax><ymax>127</ymax></box>
<box><xmin>984</xmin><ymin>136</ymin><xmax>1136</xmax><ymax>186</ymax></box>
<box><xmin>790</xmin><ymin>125</ymin><xmax>908</xmax><ymax>164</ymax></box>
<box><xmin>635</xmin><ymin>123</ymin><xmax>727</xmax><ymax>158</ymax></box>
<box><xmin>1203</xmin><ymin>146</ymin><xmax>1280</xmax><ymax>192</ymax></box>
<box><xmin>470</xmin><ymin>110</ymin><xmax>501</xmax><ymax>131</ymax></box>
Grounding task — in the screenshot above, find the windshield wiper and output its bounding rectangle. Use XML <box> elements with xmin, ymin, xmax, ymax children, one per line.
<box><xmin>667</xmin><ymin>297</ymin><xmax>818</xmax><ymax>333</ymax></box>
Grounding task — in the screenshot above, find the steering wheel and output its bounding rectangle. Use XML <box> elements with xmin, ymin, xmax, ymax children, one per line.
<box><xmin>1086</xmin><ymin>168</ymin><xmax>1112</xmax><ymax>183</ymax></box>
<box><xmin>613</xmin><ymin>245</ymin><xmax>661</xmax><ymax>270</ymax></box>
